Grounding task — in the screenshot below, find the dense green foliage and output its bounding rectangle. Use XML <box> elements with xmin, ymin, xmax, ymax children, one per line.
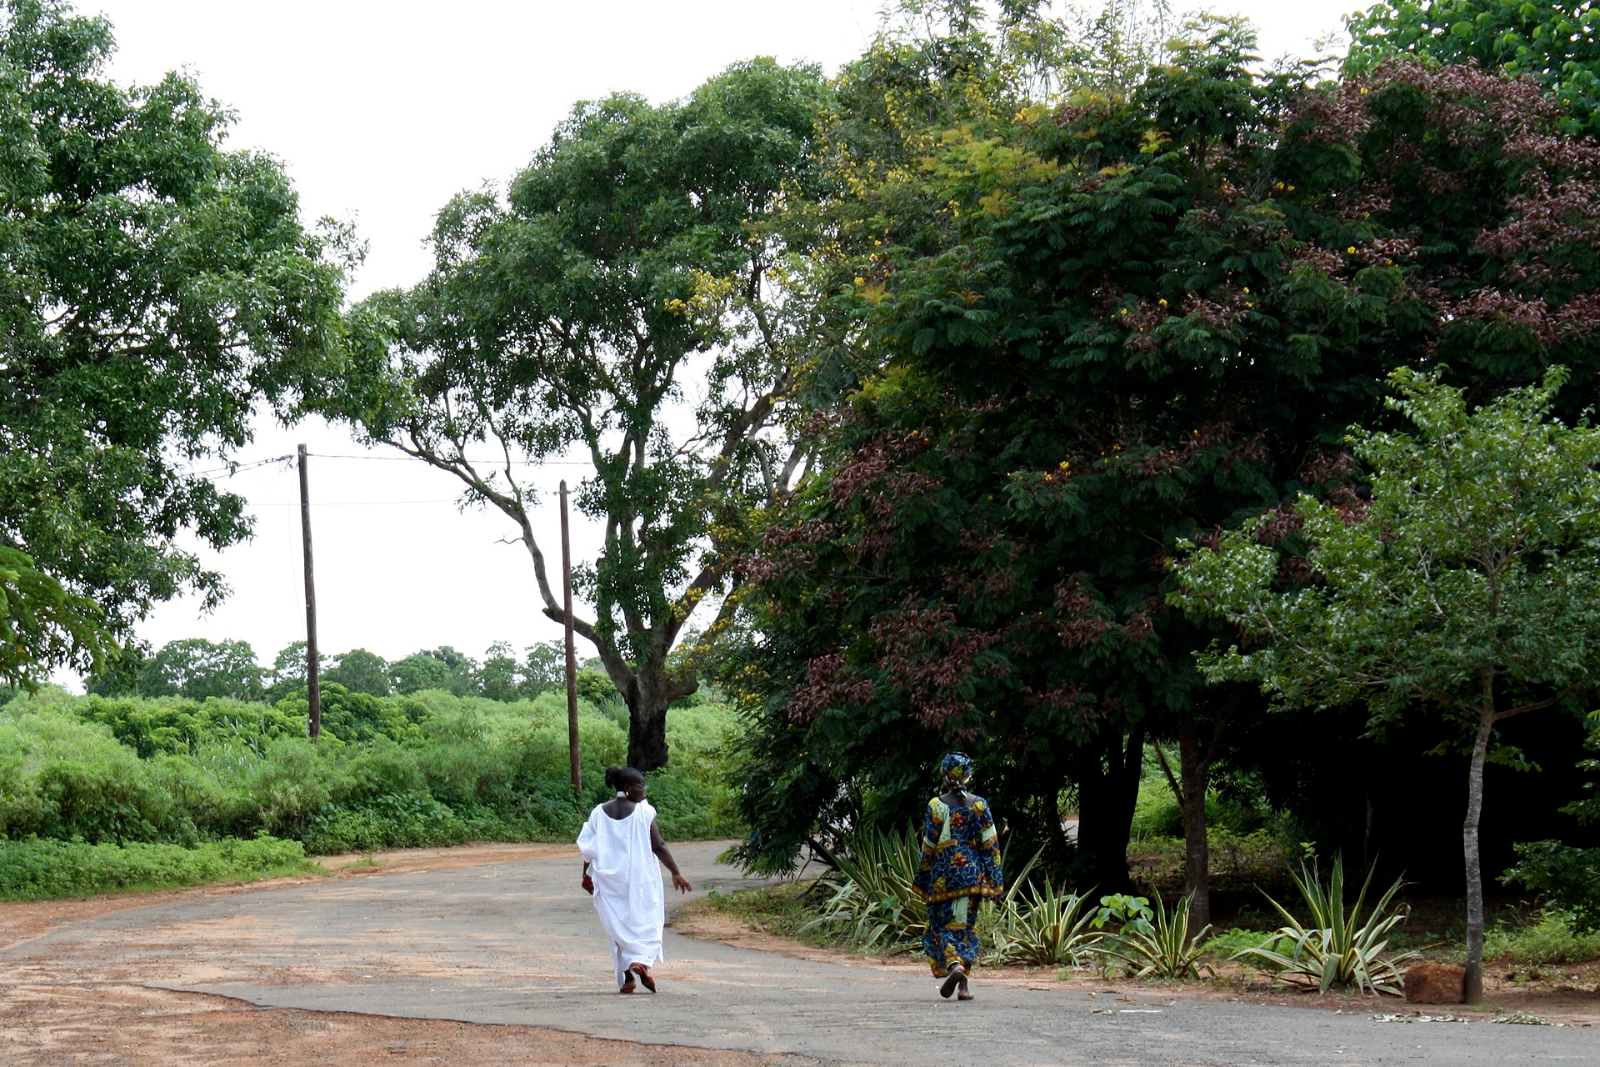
<box><xmin>719</xmin><ymin>4</ymin><xmax>1600</xmax><ymax>901</ymax></box>
<box><xmin>1347</xmin><ymin>1</ymin><xmax>1600</xmax><ymax>136</ymax></box>
<box><xmin>0</xmin><ymin>685</ymin><xmax>741</xmax><ymax>886</ymax></box>
<box><xmin>0</xmin><ymin>835</ymin><xmax>312</xmax><ymax>901</ymax></box>
<box><xmin>0</xmin><ymin>0</ymin><xmax>352</xmax><ymax>685</ymax></box>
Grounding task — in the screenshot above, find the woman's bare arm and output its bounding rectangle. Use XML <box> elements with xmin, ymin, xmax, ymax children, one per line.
<box><xmin>650</xmin><ymin>821</ymin><xmax>693</xmax><ymax>892</ymax></box>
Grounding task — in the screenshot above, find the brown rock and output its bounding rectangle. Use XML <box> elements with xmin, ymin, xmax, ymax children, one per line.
<box><xmin>1404</xmin><ymin>963</ymin><xmax>1466</xmax><ymax>1004</ymax></box>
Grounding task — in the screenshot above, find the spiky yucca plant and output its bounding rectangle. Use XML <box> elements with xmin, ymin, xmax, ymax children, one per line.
<box><xmin>1232</xmin><ymin>855</ymin><xmax>1416</xmax><ymax>995</ymax></box>
<box><xmin>985</xmin><ymin>880</ymin><xmax>1101</xmax><ymax>966</ymax></box>
<box><xmin>1095</xmin><ymin>891</ymin><xmax>1214</xmax><ymax>979</ymax></box>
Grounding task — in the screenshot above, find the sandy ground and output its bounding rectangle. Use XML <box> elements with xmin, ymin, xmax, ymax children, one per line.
<box><xmin>1</xmin><ymin>843</ymin><xmax>1595</xmax><ymax>1066</ymax></box>
<box><xmin>0</xmin><ymin>844</ymin><xmax>821</xmax><ymax>1066</ymax></box>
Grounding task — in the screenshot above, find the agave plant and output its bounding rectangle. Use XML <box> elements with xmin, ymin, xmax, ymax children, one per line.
<box><xmin>1232</xmin><ymin>855</ymin><xmax>1417</xmax><ymax>995</ymax></box>
<box><xmin>801</xmin><ymin>826</ymin><xmax>928</xmax><ymax>949</ymax></box>
<box><xmin>985</xmin><ymin>879</ymin><xmax>1101</xmax><ymax>966</ymax></box>
<box><xmin>1093</xmin><ymin>891</ymin><xmax>1214</xmax><ymax>979</ymax></box>
<box><xmin>804</xmin><ymin>827</ymin><xmax>1040</xmax><ymax>953</ymax></box>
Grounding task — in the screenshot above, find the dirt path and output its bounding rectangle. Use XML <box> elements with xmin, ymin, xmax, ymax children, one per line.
<box><xmin>1</xmin><ymin>842</ymin><xmax>1596</xmax><ymax>1066</ymax></box>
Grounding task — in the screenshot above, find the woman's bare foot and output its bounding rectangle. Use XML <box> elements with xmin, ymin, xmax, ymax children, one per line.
<box><xmin>939</xmin><ymin>964</ymin><xmax>966</xmax><ymax>999</ymax></box>
<box><xmin>629</xmin><ymin>962</ymin><xmax>657</xmax><ymax>993</ymax></box>
<box><xmin>619</xmin><ymin>972</ymin><xmax>637</xmax><ymax>994</ymax></box>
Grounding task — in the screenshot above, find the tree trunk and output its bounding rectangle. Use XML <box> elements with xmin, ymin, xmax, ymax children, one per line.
<box><xmin>1165</xmin><ymin>686</ymin><xmax>1243</xmax><ymax>932</ymax></box>
<box><xmin>1463</xmin><ymin>706</ymin><xmax>1495</xmax><ymax>1005</ymax></box>
<box><xmin>612</xmin><ymin>654</ymin><xmax>696</xmax><ymax>773</ymax></box>
<box><xmin>1175</xmin><ymin>716</ymin><xmax>1212</xmax><ymax>931</ymax></box>
<box><xmin>1073</xmin><ymin>724</ymin><xmax>1147</xmax><ymax>892</ymax></box>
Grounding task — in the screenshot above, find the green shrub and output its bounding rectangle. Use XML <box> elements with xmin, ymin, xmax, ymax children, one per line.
<box><xmin>523</xmin><ymin>713</ymin><xmax>627</xmax><ymax>787</ymax></box>
<box><xmin>342</xmin><ymin>736</ymin><xmax>428</xmax><ymax>800</ymax></box>
<box><xmin>0</xmin><ymin>835</ymin><xmax>313</xmax><ymax>900</ymax></box>
<box><xmin>0</xmin><ymin>711</ymin><xmax>183</xmax><ymax>842</ymax></box>
<box><xmin>73</xmin><ymin>696</ymin><xmax>304</xmax><ymax>756</ymax></box>
<box><xmin>663</xmin><ymin>700</ymin><xmax>738</xmax><ymax>779</ymax></box>
<box><xmin>301</xmin><ymin>792</ymin><xmax>470</xmax><ymax>853</ymax></box>
<box><xmin>1485</xmin><ymin>906</ymin><xmax>1600</xmax><ymax>964</ymax></box>
<box><xmin>647</xmin><ymin>767</ymin><xmax>737</xmax><ymax>839</ymax></box>
<box><xmin>1503</xmin><ymin>840</ymin><xmax>1600</xmax><ymax>934</ymax></box>
<box><xmin>1202</xmin><ymin>926</ymin><xmax>1294</xmax><ymax>963</ymax></box>
<box><xmin>238</xmin><ymin>737</ymin><xmax>345</xmax><ymax>837</ymax></box>
<box><xmin>802</xmin><ymin>826</ymin><xmax>928</xmax><ymax>951</ymax></box>
<box><xmin>0</xmin><ymin>691</ymin><xmax>737</xmax><ymax>890</ymax></box>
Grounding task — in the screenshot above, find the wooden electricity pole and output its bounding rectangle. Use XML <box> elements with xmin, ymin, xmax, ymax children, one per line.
<box><xmin>561</xmin><ymin>480</ymin><xmax>581</xmax><ymax>794</ymax></box>
<box><xmin>298</xmin><ymin>444</ymin><xmax>322</xmax><ymax>740</ymax></box>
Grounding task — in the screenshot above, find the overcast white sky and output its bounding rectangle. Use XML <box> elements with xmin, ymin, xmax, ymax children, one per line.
<box><xmin>64</xmin><ymin>0</ymin><xmax>1356</xmax><ymax>682</ymax></box>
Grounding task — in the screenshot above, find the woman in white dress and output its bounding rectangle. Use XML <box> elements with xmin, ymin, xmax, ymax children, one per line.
<box><xmin>577</xmin><ymin>766</ymin><xmax>693</xmax><ymax>992</ymax></box>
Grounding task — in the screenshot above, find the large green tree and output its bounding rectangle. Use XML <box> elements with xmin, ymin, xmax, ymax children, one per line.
<box><xmin>321</xmin><ymin>647</ymin><xmax>390</xmax><ymax>697</ymax></box>
<box><xmin>1173</xmin><ymin>367</ymin><xmax>1600</xmax><ymax>1003</ymax></box>
<box><xmin>0</xmin><ymin>0</ymin><xmax>352</xmax><ymax>684</ymax></box>
<box><xmin>720</xmin><ymin>11</ymin><xmax>1600</xmax><ymax>907</ymax></box>
<box><xmin>330</xmin><ymin>60</ymin><xmax>829</xmax><ymax>770</ymax></box>
<box><xmin>135</xmin><ymin>637</ymin><xmax>265</xmax><ymax>701</ymax></box>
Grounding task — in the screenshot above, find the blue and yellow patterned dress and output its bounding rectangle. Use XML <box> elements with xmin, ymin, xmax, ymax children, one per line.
<box><xmin>911</xmin><ymin>794</ymin><xmax>1004</xmax><ymax>976</ymax></box>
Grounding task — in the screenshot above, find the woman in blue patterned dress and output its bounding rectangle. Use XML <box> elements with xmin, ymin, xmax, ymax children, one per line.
<box><xmin>912</xmin><ymin>752</ymin><xmax>1004</xmax><ymax>1000</ymax></box>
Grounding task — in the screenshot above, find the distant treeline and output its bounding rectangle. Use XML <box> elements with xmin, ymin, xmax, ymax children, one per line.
<box><xmin>82</xmin><ymin>638</ymin><xmax>608</xmax><ymax>707</ymax></box>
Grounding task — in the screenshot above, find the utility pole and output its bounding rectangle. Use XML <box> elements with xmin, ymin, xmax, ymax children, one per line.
<box><xmin>298</xmin><ymin>444</ymin><xmax>322</xmax><ymax>740</ymax></box>
<box><xmin>561</xmin><ymin>480</ymin><xmax>581</xmax><ymax>795</ymax></box>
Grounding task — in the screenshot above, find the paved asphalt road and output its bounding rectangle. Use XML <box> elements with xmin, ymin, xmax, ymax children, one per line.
<box><xmin>13</xmin><ymin>842</ymin><xmax>1596</xmax><ymax>1065</ymax></box>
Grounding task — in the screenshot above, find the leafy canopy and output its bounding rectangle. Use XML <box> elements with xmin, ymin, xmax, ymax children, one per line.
<box><xmin>1172</xmin><ymin>366</ymin><xmax>1600</xmax><ymax>727</ymax></box>
<box><xmin>330</xmin><ymin>59</ymin><xmax>830</xmax><ymax>768</ymax></box>
<box><xmin>0</xmin><ymin>0</ymin><xmax>353</xmax><ymax>683</ymax></box>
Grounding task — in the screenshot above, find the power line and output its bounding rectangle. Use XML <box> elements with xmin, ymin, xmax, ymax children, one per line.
<box><xmin>188</xmin><ymin>451</ymin><xmax>594</xmax><ymax>481</ymax></box>
<box><xmin>305</xmin><ymin>451</ymin><xmax>593</xmax><ymax>466</ymax></box>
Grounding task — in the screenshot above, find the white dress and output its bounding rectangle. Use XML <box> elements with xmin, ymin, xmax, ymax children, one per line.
<box><xmin>576</xmin><ymin>799</ymin><xmax>665</xmax><ymax>987</ymax></box>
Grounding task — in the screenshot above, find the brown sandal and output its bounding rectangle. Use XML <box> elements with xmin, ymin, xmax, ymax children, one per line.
<box><xmin>939</xmin><ymin>964</ymin><xmax>966</xmax><ymax>999</ymax></box>
<box><xmin>629</xmin><ymin>962</ymin><xmax>657</xmax><ymax>993</ymax></box>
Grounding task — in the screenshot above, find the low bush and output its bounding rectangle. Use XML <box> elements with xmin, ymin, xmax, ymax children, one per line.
<box><xmin>1485</xmin><ymin>906</ymin><xmax>1600</xmax><ymax>965</ymax></box>
<box><xmin>1502</xmin><ymin>840</ymin><xmax>1600</xmax><ymax>934</ymax></box>
<box><xmin>1</xmin><ymin>688</ymin><xmax>739</xmax><ymax>875</ymax></box>
<box><xmin>0</xmin><ymin>835</ymin><xmax>313</xmax><ymax>900</ymax></box>
<box><xmin>802</xmin><ymin>826</ymin><xmax>928</xmax><ymax>951</ymax></box>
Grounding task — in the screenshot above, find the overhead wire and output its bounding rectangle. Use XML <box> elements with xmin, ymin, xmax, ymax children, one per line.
<box><xmin>182</xmin><ymin>448</ymin><xmax>581</xmax><ymax>508</ymax></box>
